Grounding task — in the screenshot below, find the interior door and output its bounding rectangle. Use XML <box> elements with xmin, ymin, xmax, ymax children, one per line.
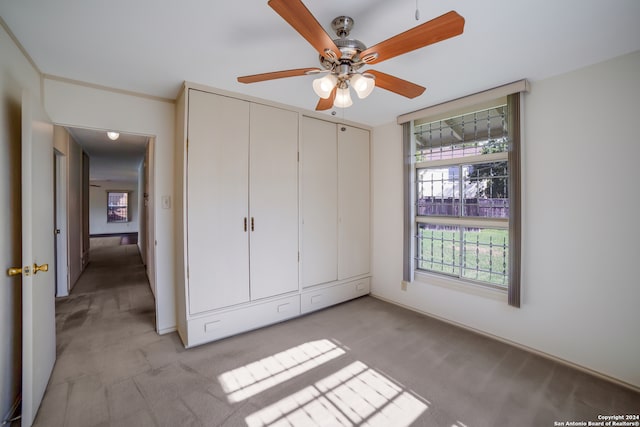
<box><xmin>21</xmin><ymin>90</ymin><xmax>56</xmax><ymax>426</ymax></box>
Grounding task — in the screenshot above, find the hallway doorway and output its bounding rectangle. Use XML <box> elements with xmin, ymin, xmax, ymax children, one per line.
<box><xmin>52</xmin><ymin>125</ymin><xmax>157</xmax><ymax>329</ymax></box>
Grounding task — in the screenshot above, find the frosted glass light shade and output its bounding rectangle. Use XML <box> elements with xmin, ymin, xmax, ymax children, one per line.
<box><xmin>333</xmin><ymin>87</ymin><xmax>353</xmax><ymax>108</ymax></box>
<box><xmin>312</xmin><ymin>74</ymin><xmax>338</xmax><ymax>99</ymax></box>
<box><xmin>351</xmin><ymin>74</ymin><xmax>375</xmax><ymax>99</ymax></box>
<box><xmin>107</xmin><ymin>131</ymin><xmax>120</xmax><ymax>141</ymax></box>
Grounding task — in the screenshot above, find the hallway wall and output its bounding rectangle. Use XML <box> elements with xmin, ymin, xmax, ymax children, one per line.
<box><xmin>53</xmin><ymin>126</ymin><xmax>85</xmax><ymax>290</ymax></box>
<box><xmin>89</xmin><ymin>180</ymin><xmax>139</xmax><ymax>235</ymax></box>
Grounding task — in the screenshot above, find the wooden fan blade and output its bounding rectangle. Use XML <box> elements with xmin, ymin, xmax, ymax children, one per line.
<box><xmin>360</xmin><ymin>11</ymin><xmax>464</xmax><ymax>65</ymax></box>
<box><xmin>315</xmin><ymin>87</ymin><xmax>337</xmax><ymax>110</ymax></box>
<box><xmin>238</xmin><ymin>68</ymin><xmax>320</xmax><ymax>84</ymax></box>
<box><xmin>367</xmin><ymin>70</ymin><xmax>426</xmax><ymax>98</ymax></box>
<box><xmin>268</xmin><ymin>0</ymin><xmax>341</xmax><ymax>60</ymax></box>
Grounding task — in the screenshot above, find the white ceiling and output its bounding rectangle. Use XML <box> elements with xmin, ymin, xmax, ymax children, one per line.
<box><xmin>66</xmin><ymin>127</ymin><xmax>148</xmax><ymax>183</ymax></box>
<box><xmin>2</xmin><ymin>0</ymin><xmax>640</xmax><ymax>128</ymax></box>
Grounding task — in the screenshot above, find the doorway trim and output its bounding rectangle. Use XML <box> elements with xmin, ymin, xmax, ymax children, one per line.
<box><xmin>54</xmin><ymin>149</ymin><xmax>69</xmax><ymax>297</ymax></box>
<box><xmin>53</xmin><ymin>124</ymin><xmax>158</xmax><ymax>331</ymax></box>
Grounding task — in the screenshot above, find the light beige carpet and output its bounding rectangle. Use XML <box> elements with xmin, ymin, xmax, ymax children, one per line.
<box><xmin>89</xmin><ymin>236</ymin><xmax>121</xmax><ymax>249</ymax></box>
<box><xmin>39</xmin><ymin>246</ymin><xmax>640</xmax><ymax>427</ymax></box>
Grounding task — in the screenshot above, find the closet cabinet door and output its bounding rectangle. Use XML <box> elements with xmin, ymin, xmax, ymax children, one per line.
<box><xmin>187</xmin><ymin>90</ymin><xmax>250</xmax><ymax>314</ymax></box>
<box><xmin>249</xmin><ymin>103</ymin><xmax>299</xmax><ymax>300</ymax></box>
<box><xmin>300</xmin><ymin>117</ymin><xmax>338</xmax><ymax>287</ymax></box>
<box><xmin>338</xmin><ymin>125</ymin><xmax>371</xmax><ymax>279</ymax></box>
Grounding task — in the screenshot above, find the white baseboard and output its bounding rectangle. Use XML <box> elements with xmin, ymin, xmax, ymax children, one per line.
<box><xmin>157</xmin><ymin>325</ymin><xmax>176</xmax><ymax>335</ymax></box>
<box><xmin>2</xmin><ymin>393</ymin><xmax>21</xmax><ymax>425</ymax></box>
<box><xmin>370</xmin><ymin>293</ymin><xmax>640</xmax><ymax>394</ymax></box>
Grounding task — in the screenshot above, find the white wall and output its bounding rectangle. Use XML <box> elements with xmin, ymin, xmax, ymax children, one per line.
<box><xmin>137</xmin><ymin>157</ymin><xmax>148</xmax><ymax>267</ymax></box>
<box><xmin>89</xmin><ymin>180</ymin><xmax>139</xmax><ymax>235</ymax></box>
<box><xmin>0</xmin><ymin>22</ymin><xmax>43</xmax><ymax>421</ymax></box>
<box><xmin>43</xmin><ymin>78</ymin><xmax>176</xmax><ymax>333</ymax></box>
<box><xmin>68</xmin><ymin>134</ymin><xmax>84</xmax><ymax>286</ymax></box>
<box><xmin>371</xmin><ymin>51</ymin><xmax>640</xmax><ymax>389</ymax></box>
<box><xmin>52</xmin><ymin>126</ymin><xmax>85</xmax><ymax>290</ymax></box>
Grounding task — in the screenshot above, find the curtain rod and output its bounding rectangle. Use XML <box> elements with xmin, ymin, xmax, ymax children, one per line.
<box><xmin>397</xmin><ymin>79</ymin><xmax>529</xmax><ymax>125</ymax></box>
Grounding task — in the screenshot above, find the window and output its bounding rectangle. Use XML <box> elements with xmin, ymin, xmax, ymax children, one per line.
<box><xmin>400</xmin><ymin>81</ymin><xmax>526</xmax><ymax>307</ymax></box>
<box><xmin>414</xmin><ymin>104</ymin><xmax>510</xmax><ymax>288</ymax></box>
<box><xmin>107</xmin><ymin>191</ymin><xmax>129</xmax><ymax>223</ymax></box>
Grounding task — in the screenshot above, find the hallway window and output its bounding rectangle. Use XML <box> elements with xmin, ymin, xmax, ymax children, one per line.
<box><xmin>107</xmin><ymin>191</ymin><xmax>129</xmax><ymax>223</ymax></box>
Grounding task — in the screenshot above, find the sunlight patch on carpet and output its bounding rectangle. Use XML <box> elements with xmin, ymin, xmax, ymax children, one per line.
<box><xmin>218</xmin><ymin>339</ymin><xmax>345</xmax><ymax>403</ymax></box>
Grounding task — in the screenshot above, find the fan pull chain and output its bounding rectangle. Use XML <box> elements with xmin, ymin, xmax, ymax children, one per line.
<box><xmin>415</xmin><ymin>0</ymin><xmax>420</xmax><ymax>20</ymax></box>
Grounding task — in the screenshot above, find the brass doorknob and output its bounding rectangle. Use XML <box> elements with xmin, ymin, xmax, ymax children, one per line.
<box><xmin>33</xmin><ymin>263</ymin><xmax>49</xmax><ymax>274</ymax></box>
<box><xmin>7</xmin><ymin>267</ymin><xmax>22</xmax><ymax>277</ymax></box>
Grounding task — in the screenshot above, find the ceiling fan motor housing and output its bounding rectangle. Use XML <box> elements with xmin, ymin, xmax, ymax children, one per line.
<box><xmin>331</xmin><ymin>16</ymin><xmax>354</xmax><ymax>38</ymax></box>
<box><xmin>320</xmin><ymin>15</ymin><xmax>367</xmax><ymax>79</ymax></box>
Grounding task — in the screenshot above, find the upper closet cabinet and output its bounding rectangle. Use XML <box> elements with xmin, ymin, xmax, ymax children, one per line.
<box><xmin>300</xmin><ymin>117</ymin><xmax>338</xmax><ymax>287</ymax></box>
<box><xmin>338</xmin><ymin>125</ymin><xmax>370</xmax><ymax>280</ymax></box>
<box><xmin>187</xmin><ymin>90</ymin><xmax>250</xmax><ymax>314</ymax></box>
<box><xmin>186</xmin><ymin>90</ymin><xmax>299</xmax><ymax>315</ymax></box>
<box><xmin>300</xmin><ymin>118</ymin><xmax>370</xmax><ymax>287</ymax></box>
<box><xmin>248</xmin><ymin>103</ymin><xmax>299</xmax><ymax>300</ymax></box>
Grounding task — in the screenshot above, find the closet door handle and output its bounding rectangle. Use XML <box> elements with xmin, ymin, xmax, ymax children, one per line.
<box><xmin>244</xmin><ymin>217</ymin><xmax>247</xmax><ymax>232</ymax></box>
<box><xmin>251</xmin><ymin>217</ymin><xmax>254</xmax><ymax>232</ymax></box>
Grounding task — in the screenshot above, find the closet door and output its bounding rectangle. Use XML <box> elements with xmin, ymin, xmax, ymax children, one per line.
<box><xmin>187</xmin><ymin>90</ymin><xmax>250</xmax><ymax>314</ymax></box>
<box><xmin>300</xmin><ymin>117</ymin><xmax>338</xmax><ymax>287</ymax></box>
<box><xmin>338</xmin><ymin>125</ymin><xmax>371</xmax><ymax>280</ymax></box>
<box><xmin>249</xmin><ymin>103</ymin><xmax>299</xmax><ymax>300</ymax></box>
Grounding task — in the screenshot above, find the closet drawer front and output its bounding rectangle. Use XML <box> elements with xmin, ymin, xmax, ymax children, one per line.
<box><xmin>187</xmin><ymin>295</ymin><xmax>300</xmax><ymax>347</ymax></box>
<box><xmin>301</xmin><ymin>278</ymin><xmax>370</xmax><ymax>314</ymax></box>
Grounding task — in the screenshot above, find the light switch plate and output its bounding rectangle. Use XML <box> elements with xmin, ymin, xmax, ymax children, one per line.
<box><xmin>161</xmin><ymin>195</ymin><xmax>171</xmax><ymax>209</ymax></box>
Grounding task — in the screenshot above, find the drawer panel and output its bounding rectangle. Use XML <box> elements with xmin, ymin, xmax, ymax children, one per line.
<box><xmin>301</xmin><ymin>278</ymin><xmax>370</xmax><ymax>314</ymax></box>
<box><xmin>186</xmin><ymin>295</ymin><xmax>300</xmax><ymax>347</ymax></box>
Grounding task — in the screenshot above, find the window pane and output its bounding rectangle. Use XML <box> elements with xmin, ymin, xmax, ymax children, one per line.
<box><xmin>461</xmin><ymin>227</ymin><xmax>508</xmax><ymax>287</ymax></box>
<box><xmin>416</xmin><ymin>167</ymin><xmax>460</xmax><ymax>216</ymax></box>
<box><xmin>417</xmin><ymin>224</ymin><xmax>508</xmax><ymax>287</ymax></box>
<box><xmin>416</xmin><ymin>224</ymin><xmax>460</xmax><ymax>276</ymax></box>
<box><xmin>462</xmin><ymin>161</ymin><xmax>509</xmax><ymax>218</ymax></box>
<box><xmin>107</xmin><ymin>192</ymin><xmax>128</xmax><ymax>223</ymax></box>
<box><xmin>414</xmin><ymin>105</ymin><xmax>508</xmax><ymax>162</ymax></box>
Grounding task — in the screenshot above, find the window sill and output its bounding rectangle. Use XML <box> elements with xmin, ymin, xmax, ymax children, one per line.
<box><xmin>414</xmin><ymin>271</ymin><xmax>507</xmax><ymax>302</ymax></box>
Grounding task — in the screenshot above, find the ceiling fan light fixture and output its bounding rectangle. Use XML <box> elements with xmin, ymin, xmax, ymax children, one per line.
<box><xmin>312</xmin><ymin>74</ymin><xmax>338</xmax><ymax>99</ymax></box>
<box><xmin>107</xmin><ymin>131</ymin><xmax>120</xmax><ymax>141</ymax></box>
<box><xmin>350</xmin><ymin>73</ymin><xmax>375</xmax><ymax>99</ymax></box>
<box><xmin>333</xmin><ymin>86</ymin><xmax>353</xmax><ymax>108</ymax></box>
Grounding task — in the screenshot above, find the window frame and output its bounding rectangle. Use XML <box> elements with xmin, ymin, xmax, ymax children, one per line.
<box><xmin>400</xmin><ymin>82</ymin><xmax>526</xmax><ymax>307</ymax></box>
<box><xmin>106</xmin><ymin>191</ymin><xmax>130</xmax><ymax>223</ymax></box>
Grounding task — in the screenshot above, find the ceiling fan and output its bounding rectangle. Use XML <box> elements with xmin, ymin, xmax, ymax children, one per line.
<box><xmin>237</xmin><ymin>0</ymin><xmax>465</xmax><ymax>110</ymax></box>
